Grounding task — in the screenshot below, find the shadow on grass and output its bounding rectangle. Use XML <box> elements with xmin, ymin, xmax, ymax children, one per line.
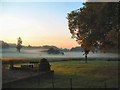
<box><xmin>2</xmin><ymin>60</ymin><xmax>119</xmax><ymax>88</ymax></box>
<box><xmin>2</xmin><ymin>72</ymin><xmax>118</xmax><ymax>88</ymax></box>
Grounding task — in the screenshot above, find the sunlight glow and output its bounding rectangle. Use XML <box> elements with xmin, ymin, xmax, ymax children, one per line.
<box><xmin>0</xmin><ymin>2</ymin><xmax>83</xmax><ymax>48</ymax></box>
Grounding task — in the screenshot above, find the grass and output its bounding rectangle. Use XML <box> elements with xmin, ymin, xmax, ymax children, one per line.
<box><xmin>50</xmin><ymin>60</ymin><xmax>118</xmax><ymax>88</ymax></box>
<box><xmin>3</xmin><ymin>60</ymin><xmax>119</xmax><ymax>88</ymax></box>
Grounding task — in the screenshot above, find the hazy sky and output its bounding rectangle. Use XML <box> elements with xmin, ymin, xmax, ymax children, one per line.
<box><xmin>0</xmin><ymin>2</ymin><xmax>84</xmax><ymax>48</ymax></box>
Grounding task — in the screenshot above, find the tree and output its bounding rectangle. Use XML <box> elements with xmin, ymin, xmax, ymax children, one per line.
<box><xmin>0</xmin><ymin>41</ymin><xmax>9</xmax><ymax>49</ymax></box>
<box><xmin>16</xmin><ymin>37</ymin><xmax>22</xmax><ymax>52</ymax></box>
<box><xmin>70</xmin><ymin>46</ymin><xmax>83</xmax><ymax>52</ymax></box>
<box><xmin>47</xmin><ymin>47</ymin><xmax>61</xmax><ymax>54</ymax></box>
<box><xmin>67</xmin><ymin>2</ymin><xmax>119</xmax><ymax>63</ymax></box>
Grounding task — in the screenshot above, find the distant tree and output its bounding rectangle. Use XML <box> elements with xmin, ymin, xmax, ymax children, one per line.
<box><xmin>28</xmin><ymin>45</ymin><xmax>32</xmax><ymax>48</ymax></box>
<box><xmin>67</xmin><ymin>2</ymin><xmax>119</xmax><ymax>63</ymax></box>
<box><xmin>16</xmin><ymin>37</ymin><xmax>22</xmax><ymax>52</ymax></box>
<box><xmin>71</xmin><ymin>46</ymin><xmax>83</xmax><ymax>52</ymax></box>
<box><xmin>1</xmin><ymin>41</ymin><xmax>9</xmax><ymax>49</ymax></box>
<box><xmin>43</xmin><ymin>45</ymin><xmax>58</xmax><ymax>49</ymax></box>
<box><xmin>47</xmin><ymin>47</ymin><xmax>61</xmax><ymax>54</ymax></box>
<box><xmin>62</xmin><ymin>48</ymin><xmax>70</xmax><ymax>52</ymax></box>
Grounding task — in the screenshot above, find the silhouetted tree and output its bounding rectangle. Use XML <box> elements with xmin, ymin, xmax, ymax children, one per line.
<box><xmin>16</xmin><ymin>37</ymin><xmax>22</xmax><ymax>52</ymax></box>
<box><xmin>0</xmin><ymin>41</ymin><xmax>9</xmax><ymax>49</ymax></box>
<box><xmin>47</xmin><ymin>47</ymin><xmax>61</xmax><ymax>54</ymax></box>
<box><xmin>67</xmin><ymin>2</ymin><xmax>119</xmax><ymax>63</ymax></box>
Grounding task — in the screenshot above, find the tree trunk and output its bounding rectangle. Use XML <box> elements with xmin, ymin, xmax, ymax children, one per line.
<box><xmin>84</xmin><ymin>49</ymin><xmax>89</xmax><ymax>63</ymax></box>
<box><xmin>85</xmin><ymin>54</ymin><xmax>87</xmax><ymax>63</ymax></box>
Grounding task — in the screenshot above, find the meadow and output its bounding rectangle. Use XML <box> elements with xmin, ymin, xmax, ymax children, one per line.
<box><xmin>2</xmin><ymin>59</ymin><xmax>119</xmax><ymax>88</ymax></box>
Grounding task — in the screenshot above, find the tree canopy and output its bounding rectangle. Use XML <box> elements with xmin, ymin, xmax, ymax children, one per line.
<box><xmin>47</xmin><ymin>47</ymin><xmax>61</xmax><ymax>54</ymax></box>
<box><xmin>67</xmin><ymin>2</ymin><xmax>119</xmax><ymax>53</ymax></box>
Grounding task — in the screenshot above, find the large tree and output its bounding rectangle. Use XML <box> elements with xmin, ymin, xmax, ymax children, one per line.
<box><xmin>67</xmin><ymin>2</ymin><xmax>119</xmax><ymax>63</ymax></box>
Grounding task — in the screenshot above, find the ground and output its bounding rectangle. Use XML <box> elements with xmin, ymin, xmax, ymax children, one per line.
<box><xmin>2</xmin><ymin>59</ymin><xmax>119</xmax><ymax>88</ymax></box>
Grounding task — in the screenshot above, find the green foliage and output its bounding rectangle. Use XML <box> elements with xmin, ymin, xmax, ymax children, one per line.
<box><xmin>67</xmin><ymin>2</ymin><xmax>119</xmax><ymax>52</ymax></box>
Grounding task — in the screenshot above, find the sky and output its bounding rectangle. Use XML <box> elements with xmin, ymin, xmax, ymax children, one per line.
<box><xmin>0</xmin><ymin>2</ymin><xmax>84</xmax><ymax>48</ymax></box>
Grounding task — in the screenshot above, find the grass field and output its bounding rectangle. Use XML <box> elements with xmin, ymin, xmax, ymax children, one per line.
<box><xmin>3</xmin><ymin>60</ymin><xmax>119</xmax><ymax>88</ymax></box>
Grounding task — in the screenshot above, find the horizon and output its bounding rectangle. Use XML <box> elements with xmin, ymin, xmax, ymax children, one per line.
<box><xmin>0</xmin><ymin>40</ymin><xmax>81</xmax><ymax>49</ymax></box>
<box><xmin>0</xmin><ymin>2</ymin><xmax>84</xmax><ymax>48</ymax></box>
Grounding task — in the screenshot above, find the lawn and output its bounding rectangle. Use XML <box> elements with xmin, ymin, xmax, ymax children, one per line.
<box><xmin>3</xmin><ymin>60</ymin><xmax>119</xmax><ymax>88</ymax></box>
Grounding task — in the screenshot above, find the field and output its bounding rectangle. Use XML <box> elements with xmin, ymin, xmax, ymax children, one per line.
<box><xmin>2</xmin><ymin>59</ymin><xmax>119</xmax><ymax>88</ymax></box>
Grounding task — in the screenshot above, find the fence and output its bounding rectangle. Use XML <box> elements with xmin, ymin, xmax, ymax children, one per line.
<box><xmin>2</xmin><ymin>61</ymin><xmax>118</xmax><ymax>88</ymax></box>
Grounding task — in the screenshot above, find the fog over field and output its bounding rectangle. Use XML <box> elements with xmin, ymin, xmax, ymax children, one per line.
<box><xmin>1</xmin><ymin>47</ymin><xmax>119</xmax><ymax>59</ymax></box>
